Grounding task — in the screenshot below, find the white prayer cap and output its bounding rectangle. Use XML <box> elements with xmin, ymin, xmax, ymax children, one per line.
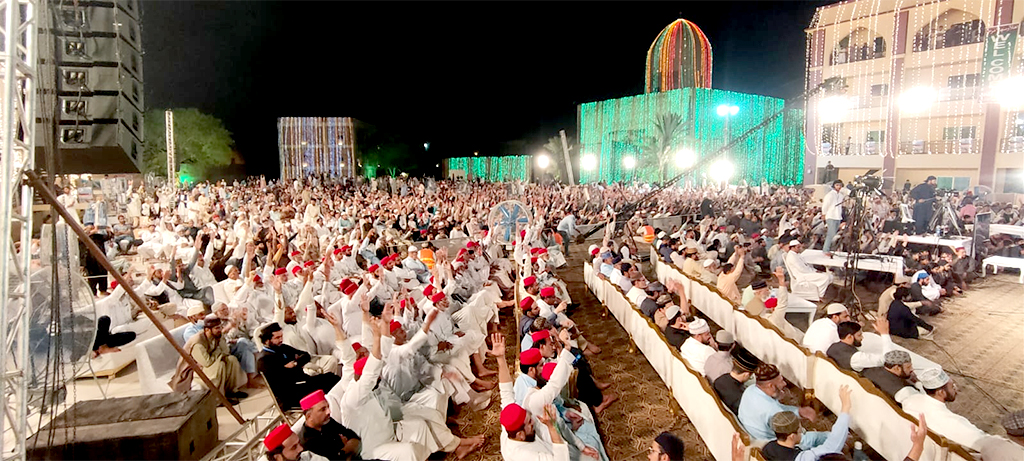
<box><xmin>918</xmin><ymin>368</ymin><xmax>950</xmax><ymax>390</ymax></box>
<box><xmin>825</xmin><ymin>303</ymin><xmax>847</xmax><ymax>315</ymax></box>
<box><xmin>789</xmin><ymin>240</ymin><xmax>801</xmax><ymax>246</ymax></box>
<box><xmin>186</xmin><ymin>305</ymin><xmax>205</xmax><ymax>317</ymax></box>
<box><xmin>408</xmin><ymin>246</ymin><xmax>418</xmax><ymax>253</ymax></box>
<box><xmin>706</xmin><ymin>250</ymin><xmax>719</xmax><ymax>260</ymax></box>
<box><xmin>664</xmin><ymin>304</ymin><xmax>681</xmax><ymax>320</ymax></box>
<box><xmin>657</xmin><ymin>231</ymin><xmax>667</xmax><ymax>238</ymax></box>
<box><xmin>702</xmin><ymin>259</ymin><xmax>716</xmax><ymax>268</ymax></box>
<box><xmin>224</xmin><ymin>265</ymin><xmax>239</xmax><ymax>276</ymax></box>
<box><xmin>688</xmin><ymin>318</ymin><xmax>710</xmax><ymax>335</ymax></box>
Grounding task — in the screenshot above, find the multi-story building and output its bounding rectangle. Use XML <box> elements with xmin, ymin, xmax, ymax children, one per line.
<box><xmin>804</xmin><ymin>0</ymin><xmax>1024</xmax><ymax>195</ymax></box>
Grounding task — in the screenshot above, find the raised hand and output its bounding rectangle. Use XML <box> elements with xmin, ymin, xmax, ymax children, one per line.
<box><xmin>488</xmin><ymin>332</ymin><xmax>506</xmax><ymax>357</ymax></box>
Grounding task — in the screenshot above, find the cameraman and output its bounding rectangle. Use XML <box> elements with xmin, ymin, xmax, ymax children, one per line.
<box><xmin>909</xmin><ymin>176</ymin><xmax>937</xmax><ymax>235</ymax></box>
<box><xmin>821</xmin><ymin>180</ymin><xmax>848</xmax><ymax>256</ymax></box>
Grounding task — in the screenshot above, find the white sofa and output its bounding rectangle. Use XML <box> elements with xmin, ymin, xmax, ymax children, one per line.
<box><xmin>136</xmin><ymin>324</ymin><xmax>190</xmax><ymax>394</ymax></box>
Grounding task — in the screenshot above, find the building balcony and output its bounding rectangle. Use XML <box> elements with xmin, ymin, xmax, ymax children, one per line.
<box><xmin>898</xmin><ymin>139</ymin><xmax>979</xmax><ymax>155</ymax></box>
<box><xmin>819</xmin><ymin>141</ymin><xmax>884</xmax><ymax>156</ymax></box>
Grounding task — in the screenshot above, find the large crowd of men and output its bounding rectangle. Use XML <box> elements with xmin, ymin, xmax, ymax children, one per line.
<box><xmin>57</xmin><ymin>174</ymin><xmax>1024</xmax><ymax>461</ymax></box>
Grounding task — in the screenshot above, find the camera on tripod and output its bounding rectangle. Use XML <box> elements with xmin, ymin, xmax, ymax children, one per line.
<box><xmin>850</xmin><ymin>174</ymin><xmax>882</xmax><ymax>195</ymax></box>
<box><xmin>934</xmin><ymin>188</ymin><xmax>956</xmax><ymax>197</ymax></box>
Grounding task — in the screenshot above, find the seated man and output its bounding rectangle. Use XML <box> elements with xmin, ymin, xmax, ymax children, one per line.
<box><xmin>909</xmin><ymin>272</ymin><xmax>943</xmax><ymax>316</ymax></box>
<box><xmin>862</xmin><ymin>350</ymin><xmax>922</xmax><ymax>405</ymax></box>
<box><xmin>713</xmin><ymin>348</ymin><xmax>759</xmax><ymax>415</ymax></box>
<box><xmin>887</xmin><ymin>287</ymin><xmax>935</xmax><ymax>340</ymax></box>
<box><xmin>257</xmin><ymin>322</ymin><xmax>340</xmax><ymax>409</ymax></box>
<box><xmin>801</xmin><ymin>303</ymin><xmax>849</xmax><ymax>354</ymax></box>
<box><xmin>784</xmin><ymin>240</ymin><xmax>832</xmax><ymax>299</ymax></box>
<box><xmin>825</xmin><ymin>318</ymin><xmax>893</xmax><ymax>372</ymax></box>
<box><xmin>738</xmin><ymin>364</ymin><xmax>827</xmax><ymax>449</ymax></box>
<box><xmin>296</xmin><ymin>390</ymin><xmax>362</xmax><ymax>460</ymax></box>
<box><xmin>902</xmin><ymin>369</ymin><xmax>994</xmax><ymax>452</ymax></box>
<box><xmin>704</xmin><ymin>330</ymin><xmax>735</xmax><ymax>383</ymax></box>
<box><xmin>762</xmin><ymin>386</ymin><xmax>851</xmax><ymax>461</ymax></box>
<box><xmin>679</xmin><ymin>318</ymin><xmax>715</xmax><ymax>372</ymax></box>
<box><xmin>169</xmin><ymin>314</ymin><xmax>248</xmax><ymax>402</ymax></box>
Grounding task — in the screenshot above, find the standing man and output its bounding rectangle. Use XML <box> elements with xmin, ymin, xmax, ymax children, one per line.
<box><xmin>556</xmin><ymin>212</ymin><xmax>577</xmax><ymax>256</ymax></box>
<box><xmin>821</xmin><ymin>180</ymin><xmax>847</xmax><ymax>256</ymax></box>
<box><xmin>909</xmin><ymin>176</ymin><xmax>937</xmax><ymax>235</ymax></box>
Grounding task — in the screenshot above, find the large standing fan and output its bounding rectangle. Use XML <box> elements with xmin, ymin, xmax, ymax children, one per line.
<box><xmin>488</xmin><ymin>200</ymin><xmax>533</xmax><ymax>245</ymax></box>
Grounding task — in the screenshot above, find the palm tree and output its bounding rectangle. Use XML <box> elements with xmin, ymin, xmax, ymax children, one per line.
<box><xmin>644</xmin><ymin>112</ymin><xmax>691</xmax><ymax>183</ymax></box>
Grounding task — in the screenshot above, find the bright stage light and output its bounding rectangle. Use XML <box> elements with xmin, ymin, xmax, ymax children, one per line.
<box><xmin>536</xmin><ymin>154</ymin><xmax>550</xmax><ymax>169</ymax></box>
<box><xmin>622</xmin><ymin>156</ymin><xmax>636</xmax><ymax>169</ymax></box>
<box><xmin>817</xmin><ymin>96</ymin><xmax>852</xmax><ymax>123</ymax></box>
<box><xmin>898</xmin><ymin>86</ymin><xmax>937</xmax><ymax>114</ymax></box>
<box><xmin>424</xmin><ymin>142</ymin><xmax>430</xmax><ymax>150</ymax></box>
<box><xmin>675</xmin><ymin>148</ymin><xmax>695</xmax><ymax>168</ymax></box>
<box><xmin>716</xmin><ymin>104</ymin><xmax>739</xmax><ymax>117</ymax></box>
<box><xmin>709</xmin><ymin>159</ymin><xmax>734</xmax><ymax>183</ymax></box>
<box><xmin>581</xmin><ymin>154</ymin><xmax>597</xmax><ymax>171</ymax></box>
<box><xmin>991</xmin><ymin>77</ymin><xmax>1024</xmax><ymax>108</ymax></box>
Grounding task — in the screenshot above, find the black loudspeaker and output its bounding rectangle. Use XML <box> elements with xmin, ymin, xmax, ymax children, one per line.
<box><xmin>36</xmin><ymin>0</ymin><xmax>145</xmax><ymax>174</ymax></box>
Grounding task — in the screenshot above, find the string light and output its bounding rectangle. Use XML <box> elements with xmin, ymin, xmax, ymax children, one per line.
<box><xmin>445</xmin><ymin>156</ymin><xmax>529</xmax><ymax>181</ymax></box>
<box><xmin>278</xmin><ymin>117</ymin><xmax>355</xmax><ymax>179</ymax></box>
<box><xmin>645</xmin><ymin>19</ymin><xmax>713</xmax><ymax>93</ymax></box>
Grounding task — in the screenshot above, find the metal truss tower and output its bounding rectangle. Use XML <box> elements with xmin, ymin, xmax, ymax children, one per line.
<box><xmin>0</xmin><ymin>0</ymin><xmax>37</xmax><ymax>459</ymax></box>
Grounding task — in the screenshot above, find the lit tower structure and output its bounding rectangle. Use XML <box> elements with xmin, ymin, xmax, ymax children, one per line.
<box><xmin>278</xmin><ymin>117</ymin><xmax>358</xmax><ymax>180</ymax></box>
<box><xmin>645</xmin><ymin>18</ymin><xmax>714</xmax><ymax>92</ymax></box>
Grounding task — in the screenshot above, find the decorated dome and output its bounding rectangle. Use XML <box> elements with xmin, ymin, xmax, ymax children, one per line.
<box><xmin>645</xmin><ymin>19</ymin><xmax>713</xmax><ymax>92</ymax></box>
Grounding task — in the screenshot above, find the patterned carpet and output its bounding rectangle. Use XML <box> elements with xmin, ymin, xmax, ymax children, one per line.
<box><xmin>890</xmin><ymin>273</ymin><xmax>1024</xmax><ymax>437</ymax></box>
<box><xmin>445</xmin><ymin>244</ymin><xmax>712</xmax><ymax>460</ymax></box>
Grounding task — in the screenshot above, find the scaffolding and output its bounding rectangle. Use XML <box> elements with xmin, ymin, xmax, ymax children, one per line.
<box><xmin>0</xmin><ymin>0</ymin><xmax>37</xmax><ymax>460</ymax></box>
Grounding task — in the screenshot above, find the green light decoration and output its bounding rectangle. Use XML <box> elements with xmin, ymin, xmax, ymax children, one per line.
<box><xmin>578</xmin><ymin>87</ymin><xmax>804</xmax><ymax>185</ymax></box>
<box><xmin>444</xmin><ymin>156</ymin><xmax>530</xmax><ymax>182</ymax></box>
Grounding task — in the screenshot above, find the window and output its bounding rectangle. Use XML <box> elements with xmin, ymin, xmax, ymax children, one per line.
<box><xmin>943</xmin><ymin>126</ymin><xmax>976</xmax><ymax>139</ymax></box>
<box><xmin>62</xmin><ymin>70</ymin><xmax>86</xmax><ymax>87</ymax></box>
<box><xmin>65</xmin><ymin>39</ymin><xmax>85</xmax><ymax>57</ymax></box>
<box><xmin>129</xmin><ymin>53</ymin><xmax>139</xmax><ymax>73</ymax></box>
<box><xmin>129</xmin><ymin>23</ymin><xmax>138</xmax><ymax>43</ymax></box>
<box><xmin>132</xmin><ymin>112</ymin><xmax>140</xmax><ymax>132</ymax></box>
<box><xmin>936</xmin><ymin>176</ymin><xmax>971</xmax><ymax>190</ymax></box>
<box><xmin>60</xmin><ymin>8</ymin><xmax>86</xmax><ymax>28</ymax></box>
<box><xmin>870</xmin><ymin>84</ymin><xmax>888</xmax><ymax>96</ymax></box>
<box><xmin>131</xmin><ymin>80</ymin><xmax>141</xmax><ymax>103</ymax></box>
<box><xmin>867</xmin><ymin>130</ymin><xmax>885</xmax><ymax>142</ymax></box>
<box><xmin>62</xmin><ymin>100</ymin><xmax>86</xmax><ymax>116</ymax></box>
<box><xmin>948</xmin><ymin>73</ymin><xmax>981</xmax><ymax>88</ymax></box>
<box><xmin>822</xmin><ymin>124</ymin><xmax>840</xmax><ymax>144</ymax></box>
<box><xmin>60</xmin><ymin>128</ymin><xmax>84</xmax><ymax>143</ymax></box>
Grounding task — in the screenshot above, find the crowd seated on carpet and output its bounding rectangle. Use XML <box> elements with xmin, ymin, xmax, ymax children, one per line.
<box><xmin>47</xmin><ymin>174</ymin><xmax>1024</xmax><ymax>460</ymax></box>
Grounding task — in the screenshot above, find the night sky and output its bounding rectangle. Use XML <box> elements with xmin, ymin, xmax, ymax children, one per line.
<box><xmin>142</xmin><ymin>1</ymin><xmax>833</xmax><ymax>178</ymax></box>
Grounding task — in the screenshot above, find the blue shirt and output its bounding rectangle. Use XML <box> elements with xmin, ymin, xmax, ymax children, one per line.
<box><xmin>738</xmin><ymin>385</ymin><xmax>830</xmax><ymax>449</ymax></box>
<box><xmin>513</xmin><ymin>373</ymin><xmax>538</xmax><ymax>405</ymax></box>
<box><xmin>182</xmin><ymin>321</ymin><xmax>203</xmax><ymax>342</ymax></box>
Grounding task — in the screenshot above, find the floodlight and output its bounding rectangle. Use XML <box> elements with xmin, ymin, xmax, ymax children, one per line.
<box><xmin>581</xmin><ymin>154</ymin><xmax>597</xmax><ymax>171</ymax></box>
<box><xmin>623</xmin><ymin>156</ymin><xmax>636</xmax><ymax>169</ymax></box>
<box><xmin>898</xmin><ymin>86</ymin><xmax>937</xmax><ymax>114</ymax></box>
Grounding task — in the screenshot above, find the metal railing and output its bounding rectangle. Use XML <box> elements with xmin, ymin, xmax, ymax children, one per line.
<box><xmin>1002</xmin><ymin>136</ymin><xmax>1024</xmax><ymax>153</ymax></box>
<box><xmin>201</xmin><ymin>405</ymin><xmax>284</xmax><ymax>461</ymax></box>
<box><xmin>898</xmin><ymin>139</ymin><xmax>979</xmax><ymax>155</ymax></box>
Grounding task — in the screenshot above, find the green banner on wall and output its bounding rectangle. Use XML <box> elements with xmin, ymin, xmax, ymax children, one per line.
<box><xmin>983</xmin><ymin>26</ymin><xmax>1018</xmax><ymax>85</ymax></box>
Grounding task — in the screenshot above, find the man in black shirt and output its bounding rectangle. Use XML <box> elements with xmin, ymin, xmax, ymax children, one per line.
<box><xmin>887</xmin><ymin>287</ymin><xmax>935</xmax><ymax>339</ymax></box>
<box><xmin>661</xmin><ymin>305</ymin><xmax>689</xmax><ymax>348</ymax></box>
<box><xmin>297</xmin><ymin>390</ymin><xmax>363</xmax><ymax>460</ymax></box>
<box><xmin>909</xmin><ymin>176</ymin><xmax>937</xmax><ymax>235</ymax></box>
<box><xmin>639</xmin><ymin>282</ymin><xmax>665</xmax><ymax>320</ymax></box>
<box><xmin>713</xmin><ymin>348</ymin><xmax>759</xmax><ymax>415</ymax></box>
<box><xmin>257</xmin><ymin>322</ymin><xmax>340</xmax><ymax>409</ymax></box>
<box><xmin>862</xmin><ymin>350</ymin><xmax>920</xmax><ymax>405</ymax></box>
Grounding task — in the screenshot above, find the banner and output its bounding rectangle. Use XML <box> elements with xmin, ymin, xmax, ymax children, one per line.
<box><xmin>982</xmin><ymin>25</ymin><xmax>1018</xmax><ymax>85</ymax></box>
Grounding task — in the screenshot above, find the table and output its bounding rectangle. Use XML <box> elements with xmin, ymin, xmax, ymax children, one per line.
<box><xmin>800</xmin><ymin>249</ymin><xmax>909</xmax><ymax>283</ymax></box>
<box><xmin>990</xmin><ymin>224</ymin><xmax>1024</xmax><ymax>238</ymax></box>
<box><xmin>982</xmin><ymin>256</ymin><xmax>1024</xmax><ymax>283</ymax></box>
<box><xmin>903</xmin><ymin>235</ymin><xmax>973</xmax><ymax>255</ymax></box>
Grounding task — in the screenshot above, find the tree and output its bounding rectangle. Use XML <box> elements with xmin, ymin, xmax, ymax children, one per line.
<box><xmin>355</xmin><ymin>124</ymin><xmax>417</xmax><ymax>177</ymax></box>
<box><xmin>643</xmin><ymin>112</ymin><xmax>691</xmax><ymax>183</ymax></box>
<box><xmin>142</xmin><ymin>108</ymin><xmax>234</xmax><ymax>181</ymax></box>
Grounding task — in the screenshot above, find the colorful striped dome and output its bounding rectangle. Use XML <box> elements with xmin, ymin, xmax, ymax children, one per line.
<box><xmin>645</xmin><ymin>19</ymin><xmax>713</xmax><ymax>92</ymax></box>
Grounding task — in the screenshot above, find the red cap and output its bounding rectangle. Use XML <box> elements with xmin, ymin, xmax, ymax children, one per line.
<box><xmin>110</xmin><ymin>280</ymin><xmax>119</xmax><ymax>290</ymax></box>
<box><xmin>300</xmin><ymin>390</ymin><xmax>326</xmax><ymax>411</ymax></box>
<box><xmin>430</xmin><ymin>292</ymin><xmax>445</xmax><ymax>303</ymax></box>
<box><xmin>520</xmin><ymin>230</ymin><xmax>527</xmax><ymax>239</ymax></box>
<box><xmin>264</xmin><ymin>424</ymin><xmax>293</xmax><ymax>451</ymax></box>
<box><xmin>351</xmin><ymin>342</ymin><xmax>362</xmax><ymax>352</ymax></box>
<box><xmin>274</xmin><ymin>268</ymin><xmax>287</xmax><ymax>276</ymax></box>
<box><xmin>537</xmin><ymin>248</ymin><xmax>548</xmax><ymax>255</ymax></box>
<box><xmin>340</xmin><ymin>245</ymin><xmax>352</xmax><ymax>252</ymax></box>
<box><xmin>541</xmin><ymin>362</ymin><xmax>558</xmax><ymax>381</ymax></box>
<box><xmin>765</xmin><ymin>298</ymin><xmax>778</xmax><ymax>309</ymax></box>
<box><xmin>752</xmin><ymin>233</ymin><xmax>761</xmax><ymax>239</ymax></box>
<box><xmin>334</xmin><ymin>248</ymin><xmax>343</xmax><ymax>255</ymax></box>
<box><xmin>423</xmin><ymin>285</ymin><xmax>435</xmax><ymax>296</ymax></box>
<box><xmin>304</xmin><ymin>260</ymin><xmax>315</xmax><ymax>268</ymax></box>
<box><xmin>467</xmin><ymin>241</ymin><xmax>478</xmax><ymax>248</ymax></box>
<box><xmin>540</xmin><ymin>287</ymin><xmax>556</xmax><ymax>298</ymax></box>
<box><xmin>523</xmin><ymin>276</ymin><xmax>536</xmax><ymax>287</ymax></box>
<box><xmin>253</xmin><ymin>274</ymin><xmax>262</xmax><ymax>283</ymax></box>
<box><xmin>290</xmin><ymin>251</ymin><xmax>301</xmax><ymax>257</ymax></box>
<box><xmin>339</xmin><ymin>278</ymin><xmax>353</xmax><ymax>291</ymax></box>
<box><xmin>354</xmin><ymin>357</ymin><xmax>368</xmax><ymax>376</ymax></box>
<box><xmin>591</xmin><ymin>247</ymin><xmax>600</xmax><ymax>255</ymax></box>
<box><xmin>291</xmin><ymin>266</ymin><xmax>302</xmax><ymax>275</ymax></box>
<box><xmin>457</xmin><ymin>248</ymin><xmax>467</xmax><ymax>257</ymax></box>
<box><xmin>367</xmin><ymin>264</ymin><xmax>379</xmax><ymax>273</ymax></box>
<box><xmin>500</xmin><ymin>404</ymin><xmax>528</xmax><ymax>433</ymax></box>
<box><xmin>520</xmin><ymin>349</ymin><xmax>542</xmax><ymax>366</ymax></box>
<box><xmin>389</xmin><ymin>320</ymin><xmax>402</xmax><ymax>333</ymax></box>
<box><xmin>530</xmin><ymin>248</ymin><xmax>541</xmax><ymax>255</ymax></box>
<box><xmin>531</xmin><ymin>257</ymin><xmax>538</xmax><ymax>264</ymax></box>
<box><xmin>531</xmin><ymin>330</ymin><xmax>550</xmax><ymax>343</ymax></box>
<box><xmin>520</xmin><ymin>297</ymin><xmax>535</xmax><ymax>310</ymax></box>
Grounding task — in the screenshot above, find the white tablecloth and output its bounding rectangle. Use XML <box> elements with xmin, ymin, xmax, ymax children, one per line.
<box><xmin>800</xmin><ymin>249</ymin><xmax>909</xmax><ymax>283</ymax></box>
<box><xmin>903</xmin><ymin>235</ymin><xmax>973</xmax><ymax>255</ymax></box>
<box><xmin>990</xmin><ymin>224</ymin><xmax>1024</xmax><ymax>238</ymax></box>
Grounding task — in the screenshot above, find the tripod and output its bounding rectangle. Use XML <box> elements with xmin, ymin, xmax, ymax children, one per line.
<box><xmin>828</xmin><ymin>189</ymin><xmax>875</xmax><ymax>318</ymax></box>
<box><xmin>928</xmin><ymin>196</ymin><xmax>963</xmax><ymax>236</ymax></box>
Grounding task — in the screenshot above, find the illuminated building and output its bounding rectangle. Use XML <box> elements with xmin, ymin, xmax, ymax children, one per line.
<box><xmin>804</xmin><ymin>0</ymin><xmax>1024</xmax><ymax>193</ymax></box>
<box><xmin>277</xmin><ymin>117</ymin><xmax>357</xmax><ymax>180</ymax></box>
